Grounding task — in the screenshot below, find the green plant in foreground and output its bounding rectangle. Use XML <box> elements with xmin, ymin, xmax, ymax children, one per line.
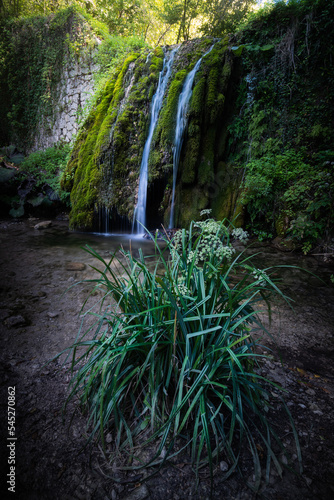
<box><xmin>61</xmin><ymin>216</ymin><xmax>302</xmax><ymax>491</ymax></box>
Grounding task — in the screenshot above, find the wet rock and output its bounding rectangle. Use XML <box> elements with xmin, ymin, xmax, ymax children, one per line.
<box><xmin>0</xmin><ymin>309</ymin><xmax>11</xmax><ymax>322</ymax></box>
<box><xmin>65</xmin><ymin>262</ymin><xmax>86</xmax><ymax>271</ymax></box>
<box><xmin>4</xmin><ymin>314</ymin><xmax>27</xmax><ymax>328</ymax></box>
<box><xmin>272</xmin><ymin>236</ymin><xmax>296</xmax><ymax>251</ymax></box>
<box><xmin>47</xmin><ymin>311</ymin><xmax>59</xmax><ymax>318</ymax></box>
<box><xmin>220</xmin><ymin>461</ymin><xmax>229</xmax><ymax>472</ymax></box>
<box><xmin>34</xmin><ymin>220</ymin><xmax>52</xmax><ymax>230</ymax></box>
<box><xmin>123</xmin><ymin>485</ymin><xmax>149</xmax><ymax>500</ymax></box>
<box><xmin>143</xmin><ymin>228</ymin><xmax>179</xmax><ymax>240</ymax></box>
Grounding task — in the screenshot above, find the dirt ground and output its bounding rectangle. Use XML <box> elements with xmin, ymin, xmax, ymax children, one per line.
<box><xmin>0</xmin><ymin>218</ymin><xmax>334</xmax><ymax>500</ymax></box>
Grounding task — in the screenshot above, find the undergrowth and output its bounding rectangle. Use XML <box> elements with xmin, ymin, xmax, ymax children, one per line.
<box><xmin>1</xmin><ymin>144</ymin><xmax>71</xmax><ymax>218</ymax></box>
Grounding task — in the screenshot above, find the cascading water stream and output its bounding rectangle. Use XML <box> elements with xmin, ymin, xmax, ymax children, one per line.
<box><xmin>169</xmin><ymin>45</ymin><xmax>215</xmax><ymax>229</ymax></box>
<box><xmin>132</xmin><ymin>46</ymin><xmax>179</xmax><ymax>234</ymax></box>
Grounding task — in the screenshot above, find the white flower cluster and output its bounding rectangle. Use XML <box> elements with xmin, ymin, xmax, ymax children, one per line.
<box><xmin>200</xmin><ymin>208</ymin><xmax>213</xmax><ymax>217</ymax></box>
<box><xmin>172</xmin><ymin>229</ymin><xmax>189</xmax><ymax>249</ymax></box>
<box><xmin>216</xmin><ymin>244</ymin><xmax>235</xmax><ymax>261</ymax></box>
<box><xmin>252</xmin><ymin>268</ymin><xmax>269</xmax><ymax>286</ymax></box>
<box><xmin>177</xmin><ymin>278</ymin><xmax>190</xmax><ymax>297</ymax></box>
<box><xmin>194</xmin><ymin>219</ymin><xmax>227</xmax><ymax>235</ymax></box>
<box><xmin>186</xmin><ymin>250</ymin><xmax>196</xmax><ymax>264</ymax></box>
<box><xmin>232</xmin><ymin>227</ymin><xmax>249</xmax><ymax>244</ymax></box>
<box><xmin>171</xmin><ymin>218</ymin><xmax>244</xmax><ymax>270</ymax></box>
<box><xmin>187</xmin><ymin>235</ymin><xmax>235</xmax><ymax>266</ymax></box>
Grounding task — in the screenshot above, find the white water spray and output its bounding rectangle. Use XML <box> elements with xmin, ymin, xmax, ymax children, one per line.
<box><xmin>133</xmin><ymin>47</ymin><xmax>179</xmax><ymax>234</ymax></box>
<box><xmin>169</xmin><ymin>45</ymin><xmax>214</xmax><ymax>229</ymax></box>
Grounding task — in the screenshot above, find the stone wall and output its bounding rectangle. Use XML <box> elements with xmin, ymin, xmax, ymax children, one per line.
<box><xmin>31</xmin><ymin>51</ymin><xmax>99</xmax><ymax>152</ymax></box>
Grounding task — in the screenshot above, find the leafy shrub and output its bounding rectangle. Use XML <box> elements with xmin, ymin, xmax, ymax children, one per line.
<box><xmin>252</xmin><ymin>229</ymin><xmax>273</xmax><ymax>242</ymax></box>
<box><xmin>241</xmin><ymin>149</ymin><xmax>334</xmax><ymax>250</ymax></box>
<box><xmin>61</xmin><ymin>215</ymin><xmax>301</xmax><ymax>489</ymax></box>
<box><xmin>19</xmin><ymin>144</ymin><xmax>71</xmax><ymax>204</ymax></box>
<box><xmin>96</xmin><ymin>35</ymin><xmax>148</xmax><ymax>79</ymax></box>
<box><xmin>1</xmin><ymin>143</ymin><xmax>71</xmax><ymax>218</ymax></box>
<box><xmin>0</xmin><ymin>145</ymin><xmax>24</xmax><ymax>165</ymax></box>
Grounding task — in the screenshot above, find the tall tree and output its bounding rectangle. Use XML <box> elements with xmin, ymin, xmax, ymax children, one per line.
<box><xmin>0</xmin><ymin>0</ymin><xmax>23</xmax><ymax>18</ymax></box>
<box><xmin>93</xmin><ymin>0</ymin><xmax>147</xmax><ymax>36</ymax></box>
<box><xmin>201</xmin><ymin>0</ymin><xmax>256</xmax><ymax>36</ymax></box>
<box><xmin>175</xmin><ymin>0</ymin><xmax>201</xmax><ymax>42</ymax></box>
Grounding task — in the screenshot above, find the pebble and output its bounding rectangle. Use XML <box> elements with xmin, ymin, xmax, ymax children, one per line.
<box><xmin>123</xmin><ymin>484</ymin><xmax>149</xmax><ymax>500</ymax></box>
<box><xmin>4</xmin><ymin>314</ymin><xmax>27</xmax><ymax>328</ymax></box>
<box><xmin>65</xmin><ymin>262</ymin><xmax>86</xmax><ymax>271</ymax></box>
<box><xmin>220</xmin><ymin>460</ymin><xmax>229</xmax><ymax>472</ymax></box>
<box><xmin>47</xmin><ymin>311</ymin><xmax>59</xmax><ymax>318</ymax></box>
<box><xmin>34</xmin><ymin>220</ymin><xmax>52</xmax><ymax>230</ymax></box>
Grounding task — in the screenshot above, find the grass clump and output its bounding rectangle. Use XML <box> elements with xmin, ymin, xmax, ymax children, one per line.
<box><xmin>62</xmin><ymin>212</ymin><xmax>301</xmax><ymax>490</ymax></box>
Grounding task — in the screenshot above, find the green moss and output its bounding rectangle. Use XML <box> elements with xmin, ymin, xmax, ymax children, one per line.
<box><xmin>153</xmin><ymin>46</ymin><xmax>164</xmax><ymax>59</ymax></box>
<box><xmin>181</xmin><ymin>135</ymin><xmax>200</xmax><ymax>184</ymax></box>
<box><xmin>222</xmin><ymin>61</ymin><xmax>232</xmax><ymax>79</ymax></box>
<box><xmin>177</xmin><ymin>186</ymin><xmax>208</xmax><ymax>227</ymax></box>
<box><xmin>211</xmin><ymin>162</ymin><xmax>244</xmax><ymax>225</ymax></box>
<box><xmin>206</xmin><ymin>67</ymin><xmax>219</xmax><ymax>108</ymax></box>
<box><xmin>150</xmin><ymin>56</ymin><xmax>163</xmax><ymax>73</ymax></box>
<box><xmin>155</xmin><ymin>70</ymin><xmax>187</xmax><ymax>146</ymax></box>
<box><xmin>198</xmin><ymin>128</ymin><xmax>216</xmax><ymax>186</ymax></box>
<box><xmin>147</xmin><ymin>46</ymin><xmax>164</xmax><ymax>78</ymax></box>
<box><xmin>148</xmin><ymin>149</ymin><xmax>162</xmax><ymax>181</ymax></box>
<box><xmin>189</xmin><ymin>77</ymin><xmax>205</xmax><ymax>117</ymax></box>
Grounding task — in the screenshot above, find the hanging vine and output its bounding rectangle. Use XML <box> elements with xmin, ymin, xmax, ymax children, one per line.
<box><xmin>0</xmin><ymin>5</ymin><xmax>107</xmax><ymax>151</ymax></box>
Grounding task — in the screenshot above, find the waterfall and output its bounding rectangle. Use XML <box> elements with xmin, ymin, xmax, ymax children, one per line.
<box><xmin>97</xmin><ymin>205</ymin><xmax>111</xmax><ymax>233</ymax></box>
<box><xmin>169</xmin><ymin>45</ymin><xmax>214</xmax><ymax>229</ymax></box>
<box><xmin>133</xmin><ymin>46</ymin><xmax>179</xmax><ymax>234</ymax></box>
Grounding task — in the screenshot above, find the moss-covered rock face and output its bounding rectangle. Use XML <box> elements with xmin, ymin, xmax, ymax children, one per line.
<box><xmin>63</xmin><ymin>36</ymin><xmax>244</xmax><ymax>230</ymax></box>
<box><xmin>155</xmin><ymin>36</ymin><xmax>243</xmax><ymax>228</ymax></box>
<box><xmin>63</xmin><ymin>49</ymin><xmax>159</xmax><ymax>229</ymax></box>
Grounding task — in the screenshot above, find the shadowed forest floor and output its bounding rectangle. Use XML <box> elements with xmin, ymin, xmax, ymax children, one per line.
<box><xmin>1</xmin><ymin>218</ymin><xmax>334</xmax><ymax>499</ymax></box>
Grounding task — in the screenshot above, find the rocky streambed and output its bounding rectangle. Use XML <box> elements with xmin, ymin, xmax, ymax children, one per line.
<box><xmin>0</xmin><ymin>218</ymin><xmax>334</xmax><ymax>499</ymax></box>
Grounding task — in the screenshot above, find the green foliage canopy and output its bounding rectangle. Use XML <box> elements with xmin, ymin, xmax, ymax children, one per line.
<box><xmin>0</xmin><ymin>0</ymin><xmax>260</xmax><ymax>44</ymax></box>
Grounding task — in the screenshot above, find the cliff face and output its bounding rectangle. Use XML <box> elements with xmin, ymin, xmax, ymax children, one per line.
<box><xmin>62</xmin><ymin>38</ymin><xmax>243</xmax><ymax>230</ymax></box>
<box><xmin>62</xmin><ymin>0</ymin><xmax>333</xmax><ymax>237</ymax></box>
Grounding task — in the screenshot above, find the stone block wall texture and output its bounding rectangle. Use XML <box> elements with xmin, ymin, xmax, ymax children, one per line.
<box><xmin>31</xmin><ymin>52</ymin><xmax>98</xmax><ymax>152</ymax></box>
